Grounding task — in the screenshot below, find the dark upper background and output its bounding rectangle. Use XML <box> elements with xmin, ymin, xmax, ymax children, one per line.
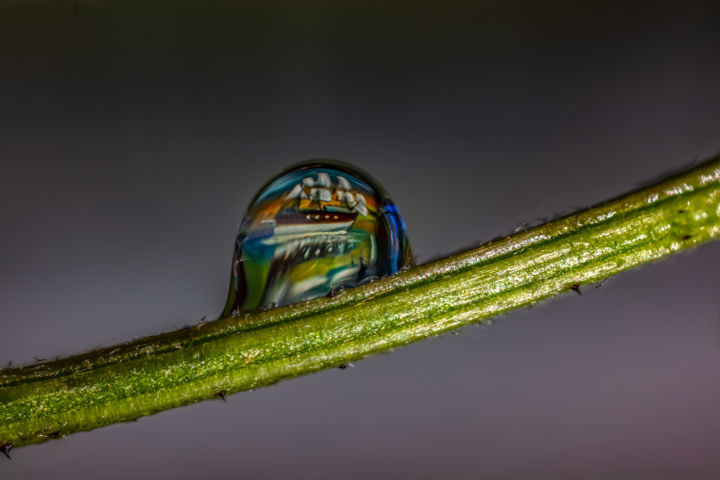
<box><xmin>1</xmin><ymin>1</ymin><xmax>719</xmax><ymax>478</ymax></box>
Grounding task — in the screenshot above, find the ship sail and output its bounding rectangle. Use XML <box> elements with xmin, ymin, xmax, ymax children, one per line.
<box><xmin>286</xmin><ymin>184</ymin><xmax>303</xmax><ymax>199</ymax></box>
<box><xmin>354</xmin><ymin>194</ymin><xmax>368</xmax><ymax>216</ymax></box>
<box><xmin>336</xmin><ymin>176</ymin><xmax>351</xmax><ymax>191</ymax></box>
<box><xmin>310</xmin><ymin>187</ymin><xmax>332</xmax><ymax>202</ymax></box>
<box><xmin>317</xmin><ymin>172</ymin><xmax>331</xmax><ymax>187</ymax></box>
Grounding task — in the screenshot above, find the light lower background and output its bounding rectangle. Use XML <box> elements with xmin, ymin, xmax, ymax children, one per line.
<box><xmin>1</xmin><ymin>1</ymin><xmax>719</xmax><ymax>479</ymax></box>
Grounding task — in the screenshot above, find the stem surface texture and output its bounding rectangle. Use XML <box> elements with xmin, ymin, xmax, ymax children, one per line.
<box><xmin>2</xmin><ymin>157</ymin><xmax>719</xmax><ymax>448</ymax></box>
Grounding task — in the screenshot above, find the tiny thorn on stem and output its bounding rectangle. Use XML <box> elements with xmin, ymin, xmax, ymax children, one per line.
<box><xmin>337</xmin><ymin>363</ymin><xmax>354</xmax><ymax>370</ymax></box>
<box><xmin>1</xmin><ymin>443</ymin><xmax>12</xmax><ymax>460</ymax></box>
<box><xmin>217</xmin><ymin>390</ymin><xmax>227</xmax><ymax>401</ymax></box>
<box><xmin>570</xmin><ymin>284</ymin><xmax>582</xmax><ymax>295</ymax></box>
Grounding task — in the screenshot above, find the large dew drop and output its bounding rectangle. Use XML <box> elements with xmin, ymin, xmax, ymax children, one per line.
<box><xmin>222</xmin><ymin>161</ymin><xmax>412</xmax><ymax>315</ymax></box>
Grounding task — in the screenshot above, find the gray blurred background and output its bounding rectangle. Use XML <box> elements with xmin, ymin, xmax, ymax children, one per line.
<box><xmin>1</xmin><ymin>1</ymin><xmax>719</xmax><ymax>478</ymax></box>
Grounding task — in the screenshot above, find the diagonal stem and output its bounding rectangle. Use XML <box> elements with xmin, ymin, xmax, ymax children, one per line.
<box><xmin>1</xmin><ymin>155</ymin><xmax>719</xmax><ymax>449</ymax></box>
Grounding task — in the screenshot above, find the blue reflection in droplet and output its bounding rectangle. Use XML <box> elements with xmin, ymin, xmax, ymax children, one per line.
<box><xmin>222</xmin><ymin>160</ymin><xmax>412</xmax><ymax>315</ymax></box>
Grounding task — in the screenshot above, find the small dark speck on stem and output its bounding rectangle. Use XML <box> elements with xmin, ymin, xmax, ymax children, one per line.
<box><xmin>337</xmin><ymin>363</ymin><xmax>354</xmax><ymax>370</ymax></box>
<box><xmin>217</xmin><ymin>390</ymin><xmax>227</xmax><ymax>401</ymax></box>
<box><xmin>571</xmin><ymin>284</ymin><xmax>582</xmax><ymax>295</ymax></box>
<box><xmin>681</xmin><ymin>235</ymin><xmax>692</xmax><ymax>240</ymax></box>
<box><xmin>1</xmin><ymin>443</ymin><xmax>12</xmax><ymax>460</ymax></box>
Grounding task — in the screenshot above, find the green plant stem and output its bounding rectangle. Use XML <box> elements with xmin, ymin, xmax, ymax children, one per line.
<box><xmin>2</xmin><ymin>157</ymin><xmax>720</xmax><ymax>448</ymax></box>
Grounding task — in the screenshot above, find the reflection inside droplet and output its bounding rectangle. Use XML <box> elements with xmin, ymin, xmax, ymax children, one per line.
<box><xmin>222</xmin><ymin>160</ymin><xmax>412</xmax><ymax>315</ymax></box>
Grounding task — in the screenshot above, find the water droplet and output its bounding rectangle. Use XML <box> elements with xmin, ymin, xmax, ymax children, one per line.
<box><xmin>222</xmin><ymin>160</ymin><xmax>413</xmax><ymax>314</ymax></box>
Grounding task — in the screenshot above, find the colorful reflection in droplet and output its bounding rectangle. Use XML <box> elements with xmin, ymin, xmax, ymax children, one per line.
<box><xmin>222</xmin><ymin>161</ymin><xmax>412</xmax><ymax>315</ymax></box>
